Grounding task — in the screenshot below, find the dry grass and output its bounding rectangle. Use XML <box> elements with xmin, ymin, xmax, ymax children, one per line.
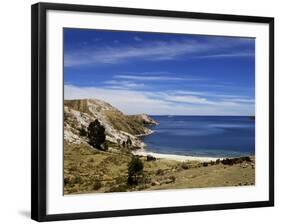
<box><xmin>104</xmin><ymin>110</ymin><xmax>148</xmax><ymax>135</ymax></box>
<box><xmin>64</xmin><ymin>142</ymin><xmax>255</xmax><ymax>195</ymax></box>
<box><xmin>64</xmin><ymin>141</ymin><xmax>132</xmax><ymax>194</ymax></box>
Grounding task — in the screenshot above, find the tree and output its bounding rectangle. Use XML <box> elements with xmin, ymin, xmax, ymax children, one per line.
<box><xmin>87</xmin><ymin>119</ymin><xmax>106</xmax><ymax>150</ymax></box>
<box><xmin>127</xmin><ymin>156</ymin><xmax>144</xmax><ymax>185</ymax></box>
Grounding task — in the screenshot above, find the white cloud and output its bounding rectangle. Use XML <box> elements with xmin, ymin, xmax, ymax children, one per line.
<box><xmin>163</xmin><ymin>95</ymin><xmax>208</xmax><ymax>104</ymax></box>
<box><xmin>65</xmin><ymin>40</ymin><xmax>205</xmax><ymax>67</ymax></box>
<box><xmin>196</xmin><ymin>52</ymin><xmax>254</xmax><ymax>59</ymax></box>
<box><xmin>103</xmin><ymin>80</ymin><xmax>145</xmax><ymax>89</ymax></box>
<box><xmin>64</xmin><ymin>85</ymin><xmax>254</xmax><ymax>116</ymax></box>
<box><xmin>113</xmin><ymin>75</ymin><xmax>191</xmax><ymax>81</ymax></box>
<box><xmin>64</xmin><ymin>37</ymin><xmax>254</xmax><ymax>67</ymax></box>
<box><xmin>228</xmin><ymin>98</ymin><xmax>255</xmax><ymax>103</ymax></box>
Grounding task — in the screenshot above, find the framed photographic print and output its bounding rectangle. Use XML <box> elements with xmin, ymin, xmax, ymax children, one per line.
<box><xmin>31</xmin><ymin>2</ymin><xmax>274</xmax><ymax>222</ymax></box>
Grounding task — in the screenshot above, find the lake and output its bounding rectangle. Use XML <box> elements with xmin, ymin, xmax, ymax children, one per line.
<box><xmin>141</xmin><ymin>116</ymin><xmax>255</xmax><ymax>158</ymax></box>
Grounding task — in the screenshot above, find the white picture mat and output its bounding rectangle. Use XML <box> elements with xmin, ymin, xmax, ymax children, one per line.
<box><xmin>46</xmin><ymin>10</ymin><xmax>269</xmax><ymax>215</ymax></box>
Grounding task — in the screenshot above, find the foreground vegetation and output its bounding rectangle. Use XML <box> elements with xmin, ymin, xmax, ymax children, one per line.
<box><xmin>64</xmin><ymin>141</ymin><xmax>255</xmax><ymax>195</ymax></box>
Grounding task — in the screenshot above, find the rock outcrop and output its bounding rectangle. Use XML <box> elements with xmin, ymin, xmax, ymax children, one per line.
<box><xmin>64</xmin><ymin>99</ymin><xmax>158</xmax><ymax>150</ymax></box>
<box><xmin>129</xmin><ymin>114</ymin><xmax>159</xmax><ymax>126</ymax></box>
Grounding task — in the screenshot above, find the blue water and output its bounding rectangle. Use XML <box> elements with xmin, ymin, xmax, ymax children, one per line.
<box><xmin>141</xmin><ymin>116</ymin><xmax>255</xmax><ymax>158</ymax></box>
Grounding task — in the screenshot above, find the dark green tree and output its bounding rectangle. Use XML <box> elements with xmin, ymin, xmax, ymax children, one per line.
<box><xmin>87</xmin><ymin>119</ymin><xmax>106</xmax><ymax>150</ymax></box>
<box><xmin>127</xmin><ymin>156</ymin><xmax>144</xmax><ymax>185</ymax></box>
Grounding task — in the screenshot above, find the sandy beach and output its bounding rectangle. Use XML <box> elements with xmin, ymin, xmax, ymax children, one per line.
<box><xmin>132</xmin><ymin>148</ymin><xmax>222</xmax><ymax>162</ymax></box>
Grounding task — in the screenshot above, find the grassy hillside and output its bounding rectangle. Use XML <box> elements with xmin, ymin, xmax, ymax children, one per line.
<box><xmin>64</xmin><ymin>141</ymin><xmax>255</xmax><ymax>194</ymax></box>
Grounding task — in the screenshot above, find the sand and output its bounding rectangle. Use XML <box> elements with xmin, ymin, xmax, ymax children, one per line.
<box><xmin>132</xmin><ymin>149</ymin><xmax>222</xmax><ymax>162</ymax></box>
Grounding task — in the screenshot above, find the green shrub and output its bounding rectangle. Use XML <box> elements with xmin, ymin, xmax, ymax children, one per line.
<box><xmin>127</xmin><ymin>157</ymin><xmax>144</xmax><ymax>185</ymax></box>
<box><xmin>87</xmin><ymin>119</ymin><xmax>106</xmax><ymax>150</ymax></box>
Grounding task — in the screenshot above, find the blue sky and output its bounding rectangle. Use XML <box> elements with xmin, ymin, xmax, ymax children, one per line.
<box><xmin>64</xmin><ymin>28</ymin><xmax>255</xmax><ymax>115</ymax></box>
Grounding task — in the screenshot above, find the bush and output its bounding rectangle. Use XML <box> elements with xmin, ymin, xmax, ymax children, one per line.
<box><xmin>202</xmin><ymin>162</ymin><xmax>208</xmax><ymax>167</ymax></box>
<box><xmin>221</xmin><ymin>158</ymin><xmax>234</xmax><ymax>165</ymax></box>
<box><xmin>87</xmin><ymin>119</ymin><xmax>106</xmax><ymax>150</ymax></box>
<box><xmin>221</xmin><ymin>156</ymin><xmax>251</xmax><ymax>165</ymax></box>
<box><xmin>147</xmin><ymin>155</ymin><xmax>156</xmax><ymax>161</ymax></box>
<box><xmin>127</xmin><ymin>157</ymin><xmax>144</xmax><ymax>185</ymax></box>
<box><xmin>79</xmin><ymin>127</ymin><xmax>87</xmax><ymax>136</ymax></box>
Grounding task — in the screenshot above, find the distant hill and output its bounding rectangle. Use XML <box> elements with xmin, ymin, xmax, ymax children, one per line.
<box><xmin>64</xmin><ymin>98</ymin><xmax>158</xmax><ymax>150</ymax></box>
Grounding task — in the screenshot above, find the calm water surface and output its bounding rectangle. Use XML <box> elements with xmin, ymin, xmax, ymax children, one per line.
<box><xmin>141</xmin><ymin>116</ymin><xmax>255</xmax><ymax>158</ymax></box>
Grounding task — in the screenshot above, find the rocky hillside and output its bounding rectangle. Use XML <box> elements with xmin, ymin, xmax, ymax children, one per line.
<box><xmin>129</xmin><ymin>114</ymin><xmax>159</xmax><ymax>126</ymax></box>
<box><xmin>64</xmin><ymin>99</ymin><xmax>158</xmax><ymax>150</ymax></box>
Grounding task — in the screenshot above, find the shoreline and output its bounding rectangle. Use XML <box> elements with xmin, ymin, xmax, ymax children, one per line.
<box><xmin>134</xmin><ymin>127</ymin><xmax>222</xmax><ymax>162</ymax></box>
<box><xmin>132</xmin><ymin>148</ymin><xmax>223</xmax><ymax>162</ymax></box>
<box><xmin>133</xmin><ymin>121</ymin><xmax>252</xmax><ymax>163</ymax></box>
<box><xmin>134</xmin><ymin>126</ymin><xmax>222</xmax><ymax>162</ymax></box>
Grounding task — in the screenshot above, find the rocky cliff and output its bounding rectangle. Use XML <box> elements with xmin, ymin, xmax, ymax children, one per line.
<box><xmin>64</xmin><ymin>99</ymin><xmax>158</xmax><ymax>150</ymax></box>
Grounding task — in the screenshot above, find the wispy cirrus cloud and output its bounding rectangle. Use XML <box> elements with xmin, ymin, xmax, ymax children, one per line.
<box><xmin>113</xmin><ymin>75</ymin><xmax>196</xmax><ymax>81</ymax></box>
<box><xmin>103</xmin><ymin>80</ymin><xmax>145</xmax><ymax>89</ymax></box>
<box><xmin>64</xmin><ymin>84</ymin><xmax>254</xmax><ymax>115</ymax></box>
<box><xmin>196</xmin><ymin>52</ymin><xmax>255</xmax><ymax>59</ymax></box>
<box><xmin>65</xmin><ymin>39</ymin><xmax>204</xmax><ymax>67</ymax></box>
<box><xmin>102</xmin><ymin>72</ymin><xmax>209</xmax><ymax>90</ymax></box>
<box><xmin>64</xmin><ymin>37</ymin><xmax>254</xmax><ymax>67</ymax></box>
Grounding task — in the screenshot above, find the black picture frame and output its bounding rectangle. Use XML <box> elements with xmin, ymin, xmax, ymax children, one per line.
<box><xmin>31</xmin><ymin>2</ymin><xmax>274</xmax><ymax>222</ymax></box>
